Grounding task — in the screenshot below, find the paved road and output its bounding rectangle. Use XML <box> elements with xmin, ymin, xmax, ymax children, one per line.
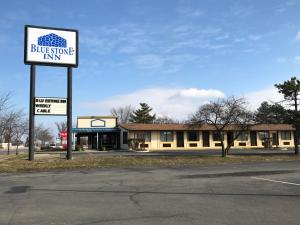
<box><xmin>0</xmin><ymin>161</ymin><xmax>299</xmax><ymax>225</ymax></box>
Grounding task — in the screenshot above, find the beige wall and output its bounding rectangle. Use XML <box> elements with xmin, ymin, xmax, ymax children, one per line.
<box><xmin>121</xmin><ymin>130</ymin><xmax>296</xmax><ymax>151</ymax></box>
<box><xmin>77</xmin><ymin>117</ymin><xmax>117</xmax><ymax>128</ymax></box>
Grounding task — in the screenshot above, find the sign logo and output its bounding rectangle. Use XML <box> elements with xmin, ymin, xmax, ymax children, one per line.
<box><xmin>30</xmin><ymin>33</ymin><xmax>74</xmax><ymax>62</ymax></box>
<box><xmin>34</xmin><ymin>97</ymin><xmax>67</xmax><ymax>115</ymax></box>
<box><xmin>38</xmin><ymin>33</ymin><xmax>67</xmax><ymax>47</ymax></box>
<box><xmin>25</xmin><ymin>25</ymin><xmax>78</xmax><ymax>67</ymax></box>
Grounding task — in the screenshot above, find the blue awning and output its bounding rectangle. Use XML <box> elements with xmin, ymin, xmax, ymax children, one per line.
<box><xmin>72</xmin><ymin>128</ymin><xmax>120</xmax><ymax>133</ymax></box>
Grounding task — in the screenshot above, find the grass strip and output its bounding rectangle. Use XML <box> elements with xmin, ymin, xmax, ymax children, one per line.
<box><xmin>0</xmin><ymin>153</ymin><xmax>299</xmax><ymax>173</ymax></box>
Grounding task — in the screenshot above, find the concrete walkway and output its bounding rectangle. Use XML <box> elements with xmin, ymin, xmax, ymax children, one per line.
<box><xmin>31</xmin><ymin>148</ymin><xmax>296</xmax><ymax>157</ymax></box>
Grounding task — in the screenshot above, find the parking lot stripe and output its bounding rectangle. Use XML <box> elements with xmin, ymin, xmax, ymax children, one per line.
<box><xmin>251</xmin><ymin>177</ymin><xmax>300</xmax><ymax>186</ymax></box>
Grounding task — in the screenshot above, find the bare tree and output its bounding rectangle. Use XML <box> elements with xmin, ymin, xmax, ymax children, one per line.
<box><xmin>110</xmin><ymin>105</ymin><xmax>134</xmax><ymax>124</ymax></box>
<box><xmin>13</xmin><ymin>118</ymin><xmax>28</xmax><ymax>155</ymax></box>
<box><xmin>0</xmin><ymin>92</ymin><xmax>11</xmax><ymax>113</ymax></box>
<box><xmin>35</xmin><ymin>124</ymin><xmax>53</xmax><ymax>148</ymax></box>
<box><xmin>2</xmin><ymin>110</ymin><xmax>24</xmax><ymax>154</ymax></box>
<box><xmin>55</xmin><ymin>121</ymin><xmax>67</xmax><ymax>133</ymax></box>
<box><xmin>189</xmin><ymin>97</ymin><xmax>254</xmax><ymax>157</ymax></box>
<box><xmin>154</xmin><ymin>115</ymin><xmax>178</xmax><ymax>124</ymax></box>
<box><xmin>0</xmin><ymin>92</ymin><xmax>12</xmax><ymax>142</ymax></box>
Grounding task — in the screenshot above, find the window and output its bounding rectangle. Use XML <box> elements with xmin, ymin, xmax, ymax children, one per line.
<box><xmin>134</xmin><ymin>131</ymin><xmax>151</xmax><ymax>142</ymax></box>
<box><xmin>188</xmin><ymin>131</ymin><xmax>198</xmax><ymax>141</ymax></box>
<box><xmin>122</xmin><ymin>132</ymin><xmax>128</xmax><ymax>144</ymax></box>
<box><xmin>144</xmin><ymin>132</ymin><xmax>151</xmax><ymax>142</ymax></box>
<box><xmin>160</xmin><ymin>131</ymin><xmax>173</xmax><ymax>142</ymax></box>
<box><xmin>237</xmin><ymin>132</ymin><xmax>248</xmax><ymax>141</ymax></box>
<box><xmin>258</xmin><ymin>131</ymin><xmax>269</xmax><ymax>140</ymax></box>
<box><xmin>212</xmin><ymin>132</ymin><xmax>222</xmax><ymax>141</ymax></box>
<box><xmin>189</xmin><ymin>143</ymin><xmax>197</xmax><ymax>147</ymax></box>
<box><xmin>281</xmin><ymin>131</ymin><xmax>291</xmax><ymax>140</ymax></box>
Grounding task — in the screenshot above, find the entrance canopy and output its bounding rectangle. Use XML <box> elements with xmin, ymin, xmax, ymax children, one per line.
<box><xmin>72</xmin><ymin>128</ymin><xmax>120</xmax><ymax>133</ymax></box>
<box><xmin>73</xmin><ymin>116</ymin><xmax>120</xmax><ymax>150</ymax></box>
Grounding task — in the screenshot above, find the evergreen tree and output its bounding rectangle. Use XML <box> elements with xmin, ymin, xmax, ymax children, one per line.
<box><xmin>275</xmin><ymin>77</ymin><xmax>300</xmax><ymax>155</ymax></box>
<box><xmin>129</xmin><ymin>103</ymin><xmax>156</xmax><ymax>123</ymax></box>
<box><xmin>255</xmin><ymin>101</ymin><xmax>291</xmax><ymax>124</ymax></box>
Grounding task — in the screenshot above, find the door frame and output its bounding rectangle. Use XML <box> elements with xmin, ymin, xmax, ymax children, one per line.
<box><xmin>227</xmin><ymin>131</ymin><xmax>234</xmax><ymax>147</ymax></box>
<box><xmin>250</xmin><ymin>131</ymin><xmax>257</xmax><ymax>146</ymax></box>
<box><xmin>202</xmin><ymin>131</ymin><xmax>210</xmax><ymax>147</ymax></box>
<box><xmin>176</xmin><ymin>131</ymin><xmax>184</xmax><ymax>148</ymax></box>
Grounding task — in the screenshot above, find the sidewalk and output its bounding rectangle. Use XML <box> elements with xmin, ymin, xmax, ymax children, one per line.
<box><xmin>32</xmin><ymin>148</ymin><xmax>296</xmax><ymax>157</ymax></box>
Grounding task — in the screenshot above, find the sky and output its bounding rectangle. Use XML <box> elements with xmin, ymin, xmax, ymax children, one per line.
<box><xmin>1</xmin><ymin>0</ymin><xmax>300</xmax><ymax>132</ymax></box>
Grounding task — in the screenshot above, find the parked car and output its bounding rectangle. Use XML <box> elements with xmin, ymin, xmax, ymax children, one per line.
<box><xmin>49</xmin><ymin>144</ymin><xmax>57</xmax><ymax>149</ymax></box>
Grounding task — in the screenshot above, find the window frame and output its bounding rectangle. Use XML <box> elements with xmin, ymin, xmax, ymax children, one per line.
<box><xmin>134</xmin><ymin>131</ymin><xmax>151</xmax><ymax>142</ymax></box>
<box><xmin>237</xmin><ymin>131</ymin><xmax>249</xmax><ymax>141</ymax></box>
<box><xmin>281</xmin><ymin>131</ymin><xmax>291</xmax><ymax>140</ymax></box>
<box><xmin>122</xmin><ymin>132</ymin><xmax>128</xmax><ymax>144</ymax></box>
<box><xmin>212</xmin><ymin>131</ymin><xmax>223</xmax><ymax>142</ymax></box>
<box><xmin>160</xmin><ymin>131</ymin><xmax>173</xmax><ymax>142</ymax></box>
<box><xmin>258</xmin><ymin>131</ymin><xmax>269</xmax><ymax>140</ymax></box>
<box><xmin>187</xmin><ymin>131</ymin><xmax>199</xmax><ymax>142</ymax></box>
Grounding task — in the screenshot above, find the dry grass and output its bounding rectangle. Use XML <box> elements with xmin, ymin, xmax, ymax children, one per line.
<box><xmin>0</xmin><ymin>153</ymin><xmax>299</xmax><ymax>173</ymax></box>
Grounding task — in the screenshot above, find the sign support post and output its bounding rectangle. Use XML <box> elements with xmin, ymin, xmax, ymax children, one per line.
<box><xmin>24</xmin><ymin>25</ymin><xmax>78</xmax><ymax>161</ymax></box>
<box><xmin>29</xmin><ymin>65</ymin><xmax>36</xmax><ymax>161</ymax></box>
<box><xmin>67</xmin><ymin>67</ymin><xmax>72</xmax><ymax>160</ymax></box>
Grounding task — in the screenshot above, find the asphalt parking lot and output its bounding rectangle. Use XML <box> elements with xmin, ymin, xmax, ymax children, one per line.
<box><xmin>0</xmin><ymin>161</ymin><xmax>299</xmax><ymax>225</ymax></box>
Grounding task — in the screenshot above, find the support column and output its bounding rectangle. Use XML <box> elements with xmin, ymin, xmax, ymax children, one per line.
<box><xmin>73</xmin><ymin>133</ymin><xmax>76</xmax><ymax>149</ymax></box>
<box><xmin>97</xmin><ymin>133</ymin><xmax>99</xmax><ymax>150</ymax></box>
<box><xmin>29</xmin><ymin>65</ymin><xmax>36</xmax><ymax>161</ymax></box>
<box><xmin>67</xmin><ymin>67</ymin><xmax>72</xmax><ymax>160</ymax></box>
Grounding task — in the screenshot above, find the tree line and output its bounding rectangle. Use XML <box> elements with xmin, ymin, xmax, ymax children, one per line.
<box><xmin>0</xmin><ymin>93</ymin><xmax>55</xmax><ymax>154</ymax></box>
<box><xmin>1</xmin><ymin>77</ymin><xmax>299</xmax><ymax>156</ymax></box>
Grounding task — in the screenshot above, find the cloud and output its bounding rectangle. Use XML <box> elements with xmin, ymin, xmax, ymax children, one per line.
<box><xmin>78</xmin><ymin>21</ymin><xmax>264</xmax><ymax>74</ymax></box>
<box><xmin>276</xmin><ymin>57</ymin><xmax>288</xmax><ymax>63</ymax></box>
<box><xmin>244</xmin><ymin>87</ymin><xmax>283</xmax><ymax>110</ymax></box>
<box><xmin>294</xmin><ymin>56</ymin><xmax>300</xmax><ymax>64</ymax></box>
<box><xmin>177</xmin><ymin>7</ymin><xmax>205</xmax><ymax>17</ymax></box>
<box><xmin>226</xmin><ymin>3</ymin><xmax>255</xmax><ymax>18</ymax></box>
<box><xmin>179</xmin><ymin>88</ymin><xmax>224</xmax><ymax>98</ymax></box>
<box><xmin>248</xmin><ymin>35</ymin><xmax>262</xmax><ymax>41</ymax></box>
<box><xmin>134</xmin><ymin>54</ymin><xmax>164</xmax><ymax>69</ymax></box>
<box><xmin>295</xmin><ymin>31</ymin><xmax>300</xmax><ymax>41</ymax></box>
<box><xmin>80</xmin><ymin>87</ymin><xmax>226</xmax><ymax>120</ymax></box>
<box><xmin>80</xmin><ymin>86</ymin><xmax>287</xmax><ymax>120</ymax></box>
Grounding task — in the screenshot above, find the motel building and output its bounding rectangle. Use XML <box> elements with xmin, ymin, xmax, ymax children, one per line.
<box><xmin>72</xmin><ymin>116</ymin><xmax>296</xmax><ymax>151</ymax></box>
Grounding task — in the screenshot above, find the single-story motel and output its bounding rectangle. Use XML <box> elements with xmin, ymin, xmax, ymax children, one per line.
<box><xmin>72</xmin><ymin>116</ymin><xmax>297</xmax><ymax>151</ymax></box>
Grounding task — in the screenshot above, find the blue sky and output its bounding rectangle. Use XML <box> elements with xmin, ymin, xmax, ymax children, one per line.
<box><xmin>1</xmin><ymin>0</ymin><xmax>300</xmax><ymax>129</ymax></box>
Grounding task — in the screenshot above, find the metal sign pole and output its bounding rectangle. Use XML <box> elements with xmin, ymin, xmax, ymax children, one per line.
<box><xmin>67</xmin><ymin>67</ymin><xmax>72</xmax><ymax>160</ymax></box>
<box><xmin>29</xmin><ymin>65</ymin><xmax>36</xmax><ymax>161</ymax></box>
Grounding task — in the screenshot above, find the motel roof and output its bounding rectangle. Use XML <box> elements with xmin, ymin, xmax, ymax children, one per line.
<box><xmin>120</xmin><ymin>123</ymin><xmax>295</xmax><ymax>131</ymax></box>
<box><xmin>77</xmin><ymin>116</ymin><xmax>117</xmax><ymax>119</ymax></box>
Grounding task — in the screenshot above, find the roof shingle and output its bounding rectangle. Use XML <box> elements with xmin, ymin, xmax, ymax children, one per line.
<box><xmin>120</xmin><ymin>123</ymin><xmax>294</xmax><ymax>131</ymax></box>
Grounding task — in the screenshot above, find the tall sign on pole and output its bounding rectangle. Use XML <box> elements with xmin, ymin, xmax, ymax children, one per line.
<box><xmin>24</xmin><ymin>25</ymin><xmax>78</xmax><ymax>160</ymax></box>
